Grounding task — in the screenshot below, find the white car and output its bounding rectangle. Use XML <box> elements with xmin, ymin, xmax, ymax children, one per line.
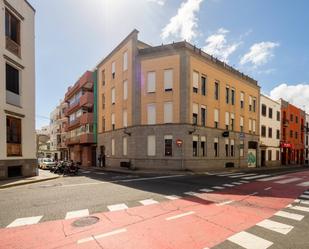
<box><xmin>39</xmin><ymin>158</ymin><xmax>56</xmax><ymax>170</ymax></box>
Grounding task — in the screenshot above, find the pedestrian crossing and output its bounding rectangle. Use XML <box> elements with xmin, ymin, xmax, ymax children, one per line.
<box><xmin>215</xmin><ymin>189</ymin><xmax>309</xmax><ymax>249</ymax></box>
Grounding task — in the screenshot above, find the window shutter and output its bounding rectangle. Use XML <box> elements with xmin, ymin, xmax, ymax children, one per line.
<box><xmin>249</xmin><ymin>96</ymin><xmax>252</xmax><ymax>105</ymax></box>
<box><xmin>147</xmin><ymin>104</ymin><xmax>156</xmax><ymax>124</ymax></box>
<box><xmin>164</xmin><ymin>135</ymin><xmax>173</xmax><ymax>140</ymax></box>
<box><xmin>193</xmin><ymin>135</ymin><xmax>198</xmax><ymax>142</ymax></box>
<box><xmin>123</xmin><ymin>80</ymin><xmax>128</xmax><ymax>100</ymax></box>
<box><xmin>214</xmin><ymin>137</ymin><xmax>219</xmax><ymax>143</ymax></box>
<box><xmin>164</xmin><ymin>69</ymin><xmax>173</xmax><ymax>90</ymax></box>
<box><xmin>241</xmin><ymin>92</ymin><xmax>244</xmax><ymax>101</ymax></box>
<box><xmin>111</xmin><ymin>139</ymin><xmax>115</xmax><ymax>156</ymax></box>
<box><xmin>230</xmin><ymin>139</ymin><xmax>235</xmax><ymax>145</ymax></box>
<box><xmin>193</xmin><ymin>103</ymin><xmax>199</xmax><ymax>114</ymax></box>
<box><xmin>214</xmin><ymin>109</ymin><xmax>219</xmax><ymax>122</ymax></box>
<box><xmin>230</xmin><ymin>113</ymin><xmax>235</xmax><ymax>119</ymax></box>
<box><xmin>123</xmin><ymin>51</ymin><xmax>128</xmax><ymax>71</ymax></box>
<box><xmin>164</xmin><ymin>102</ymin><xmax>173</xmax><ymax>123</ymax></box>
<box><xmin>112</xmin><ymin>62</ymin><xmax>115</xmax><ymax>74</ymax></box>
<box><xmin>225</xmin><ymin>138</ymin><xmax>229</xmax><ymax>145</ymax></box>
<box><xmin>111</xmin><ymin>113</ymin><xmax>115</xmax><ymax>125</ymax></box>
<box><xmin>225</xmin><ymin>112</ymin><xmax>230</xmax><ymax>125</ymax></box>
<box><xmin>123</xmin><ymin>137</ymin><xmax>127</xmax><ymax>156</ymax></box>
<box><xmin>111</xmin><ymin>88</ymin><xmax>115</xmax><ymax>104</ymax></box>
<box><xmin>123</xmin><ymin>110</ymin><xmax>127</xmax><ymax>127</ymax></box>
<box><xmin>253</xmin><ymin>119</ymin><xmax>256</xmax><ymax>132</ymax></box>
<box><xmin>147</xmin><ymin>135</ymin><xmax>156</xmax><ymax>156</ymax></box>
<box><xmin>240</xmin><ymin>116</ymin><xmax>244</xmax><ymax>126</ymax></box>
<box><xmin>201</xmin><ymin>136</ymin><xmax>206</xmax><ymax>142</ymax></box>
<box><xmin>147</xmin><ymin>72</ymin><xmax>156</xmax><ymax>92</ymax></box>
<box><xmin>249</xmin><ymin>118</ymin><xmax>252</xmax><ymax>131</ymax></box>
<box><xmin>193</xmin><ymin>71</ymin><xmax>199</xmax><ymax>89</ymax></box>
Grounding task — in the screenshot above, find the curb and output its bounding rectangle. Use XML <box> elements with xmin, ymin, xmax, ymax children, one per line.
<box><xmin>0</xmin><ymin>176</ymin><xmax>60</xmax><ymax>189</ymax></box>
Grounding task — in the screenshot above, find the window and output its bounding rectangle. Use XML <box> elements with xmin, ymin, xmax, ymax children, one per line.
<box><xmin>123</xmin><ymin>110</ymin><xmax>127</xmax><ymax>127</ymax></box>
<box><xmin>268</xmin><ymin>150</ymin><xmax>272</xmax><ymax>161</ymax></box>
<box><xmin>5</xmin><ymin>9</ymin><xmax>20</xmax><ymax>56</ymax></box>
<box><xmin>201</xmin><ymin>136</ymin><xmax>206</xmax><ymax>157</ymax></box>
<box><xmin>225</xmin><ymin>86</ymin><xmax>230</xmax><ymax>104</ymax></box>
<box><xmin>111</xmin><ymin>113</ymin><xmax>115</xmax><ymax>130</ymax></box>
<box><xmin>111</xmin><ymin>139</ymin><xmax>115</xmax><ymax>156</ymax></box>
<box><xmin>231</xmin><ymin>113</ymin><xmax>235</xmax><ymax>131</ymax></box>
<box><xmin>290</xmin><ymin>130</ymin><xmax>293</xmax><ymax>138</ymax></box>
<box><xmin>261</xmin><ymin>125</ymin><xmax>266</xmax><ymax>137</ymax></box>
<box><xmin>192</xmin><ymin>103</ymin><xmax>198</xmax><ymax>125</ymax></box>
<box><xmin>164</xmin><ymin>135</ymin><xmax>173</xmax><ymax>156</ymax></box>
<box><xmin>102</xmin><ymin>117</ymin><xmax>105</xmax><ymax>132</ymax></box>
<box><xmin>6</xmin><ymin>116</ymin><xmax>22</xmax><ymax>156</ymax></box>
<box><xmin>147</xmin><ymin>104</ymin><xmax>156</xmax><ymax>125</ymax></box>
<box><xmin>276</xmin><ymin>129</ymin><xmax>280</xmax><ymax>139</ymax></box>
<box><xmin>295</xmin><ymin>132</ymin><xmax>298</xmax><ymax>139</ymax></box>
<box><xmin>193</xmin><ymin>136</ymin><xmax>198</xmax><ymax>157</ymax></box>
<box><xmin>164</xmin><ymin>102</ymin><xmax>173</xmax><ymax>123</ymax></box>
<box><xmin>102</xmin><ymin>70</ymin><xmax>105</xmax><ymax>86</ymax></box>
<box><xmin>276</xmin><ymin>151</ymin><xmax>280</xmax><ymax>160</ymax></box>
<box><xmin>252</xmin><ymin>119</ymin><xmax>256</xmax><ymax>134</ymax></box>
<box><xmin>193</xmin><ymin>71</ymin><xmax>199</xmax><ymax>93</ymax></box>
<box><xmin>147</xmin><ymin>135</ymin><xmax>156</xmax><ymax>156</ymax></box>
<box><xmin>261</xmin><ymin>104</ymin><xmax>267</xmax><ymax>116</ymax></box>
<box><xmin>123</xmin><ymin>51</ymin><xmax>128</xmax><ymax>71</ymax></box>
<box><xmin>240</xmin><ymin>116</ymin><xmax>244</xmax><ymax>132</ymax></box>
<box><xmin>249</xmin><ymin>96</ymin><xmax>252</xmax><ymax>111</ymax></box>
<box><xmin>164</xmin><ymin>69</ymin><xmax>173</xmax><ymax>91</ymax></box>
<box><xmin>225</xmin><ymin>138</ymin><xmax>229</xmax><ymax>157</ymax></box>
<box><xmin>296</xmin><ymin>116</ymin><xmax>298</xmax><ymax>123</ymax></box>
<box><xmin>225</xmin><ymin>112</ymin><xmax>229</xmax><ymax>130</ymax></box>
<box><xmin>6</xmin><ymin>63</ymin><xmax>19</xmax><ymax>94</ymax></box>
<box><xmin>201</xmin><ymin>76</ymin><xmax>206</xmax><ymax>95</ymax></box>
<box><xmin>123</xmin><ymin>137</ymin><xmax>127</xmax><ymax>156</ymax></box>
<box><xmin>214</xmin><ymin>137</ymin><xmax>219</xmax><ymax>157</ymax></box>
<box><xmin>269</xmin><ymin>108</ymin><xmax>273</xmax><ymax>119</ymax></box>
<box><xmin>277</xmin><ymin>111</ymin><xmax>280</xmax><ymax>121</ymax></box>
<box><xmin>253</xmin><ymin>98</ymin><xmax>256</xmax><ymax>112</ymax></box>
<box><xmin>201</xmin><ymin>106</ymin><xmax>206</xmax><ymax>127</ymax></box>
<box><xmin>230</xmin><ymin>139</ymin><xmax>235</xmax><ymax>157</ymax></box>
<box><xmin>268</xmin><ymin>127</ymin><xmax>272</xmax><ymax>138</ymax></box>
<box><xmin>123</xmin><ymin>80</ymin><xmax>128</xmax><ymax>100</ymax></box>
<box><xmin>290</xmin><ymin>114</ymin><xmax>293</xmax><ymax>122</ymax></box>
<box><xmin>240</xmin><ymin>92</ymin><xmax>244</xmax><ymax>109</ymax></box>
<box><xmin>215</xmin><ymin>82</ymin><xmax>219</xmax><ymax>100</ymax></box>
<box><xmin>147</xmin><ymin>72</ymin><xmax>156</xmax><ymax>93</ymax></box>
<box><xmin>249</xmin><ymin>118</ymin><xmax>252</xmax><ymax>133</ymax></box>
<box><xmin>111</xmin><ymin>88</ymin><xmax>115</xmax><ymax>105</ymax></box>
<box><xmin>112</xmin><ymin>62</ymin><xmax>116</xmax><ymax>79</ymax></box>
<box><xmin>102</xmin><ymin>94</ymin><xmax>105</xmax><ymax>109</ymax></box>
<box><xmin>231</xmin><ymin>89</ymin><xmax>235</xmax><ymax>105</ymax></box>
<box><xmin>214</xmin><ymin>109</ymin><xmax>219</xmax><ymax>128</ymax></box>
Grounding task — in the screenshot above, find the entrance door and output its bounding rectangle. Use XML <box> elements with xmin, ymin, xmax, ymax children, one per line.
<box><xmin>91</xmin><ymin>147</ymin><xmax>97</xmax><ymax>167</ymax></box>
<box><xmin>261</xmin><ymin>150</ymin><xmax>266</xmax><ymax>167</ymax></box>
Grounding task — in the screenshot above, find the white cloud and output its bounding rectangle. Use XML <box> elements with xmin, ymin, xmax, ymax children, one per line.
<box><xmin>240</xmin><ymin>41</ymin><xmax>279</xmax><ymax>67</ymax></box>
<box><xmin>270</xmin><ymin>83</ymin><xmax>309</xmax><ymax>113</ymax></box>
<box><xmin>203</xmin><ymin>28</ymin><xmax>240</xmax><ymax>62</ymax></box>
<box><xmin>147</xmin><ymin>0</ymin><xmax>166</xmax><ymax>6</ymax></box>
<box><xmin>161</xmin><ymin>0</ymin><xmax>203</xmax><ymax>42</ymax></box>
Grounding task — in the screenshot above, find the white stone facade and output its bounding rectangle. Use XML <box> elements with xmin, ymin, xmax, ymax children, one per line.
<box><xmin>0</xmin><ymin>0</ymin><xmax>36</xmax><ymax>178</ymax></box>
<box><xmin>260</xmin><ymin>95</ymin><xmax>281</xmax><ymax>167</ymax></box>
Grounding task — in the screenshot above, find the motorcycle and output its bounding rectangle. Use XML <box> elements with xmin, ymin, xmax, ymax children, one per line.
<box><xmin>63</xmin><ymin>161</ymin><xmax>79</xmax><ymax>176</ymax></box>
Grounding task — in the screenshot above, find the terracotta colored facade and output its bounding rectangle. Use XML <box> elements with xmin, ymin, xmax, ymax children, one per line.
<box><xmin>64</xmin><ymin>71</ymin><xmax>96</xmax><ymax>167</ymax></box>
<box><xmin>280</xmin><ymin>99</ymin><xmax>305</xmax><ymax>165</ymax></box>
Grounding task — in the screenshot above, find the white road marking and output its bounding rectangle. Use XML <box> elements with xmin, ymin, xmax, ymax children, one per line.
<box><xmin>299</xmin><ymin>194</ymin><xmax>309</xmax><ymax>199</ymax></box>
<box><xmin>258</xmin><ymin>175</ymin><xmax>287</xmax><ymax>182</ymax></box>
<box><xmin>166</xmin><ymin>211</ymin><xmax>195</xmax><ymax>221</ymax></box>
<box><xmin>256</xmin><ymin>219</ymin><xmax>294</xmax><ymax>234</ymax></box>
<box><xmin>7</xmin><ymin>216</ymin><xmax>43</xmax><ymax>228</ymax></box>
<box><xmin>121</xmin><ymin>175</ymin><xmax>185</xmax><ymax>182</ymax></box>
<box><xmin>299</xmin><ymin>200</ymin><xmax>309</xmax><ymax>205</ymax></box>
<box><xmin>297</xmin><ymin>181</ymin><xmax>309</xmax><ymax>187</ymax></box>
<box><xmin>216</xmin><ymin>200</ymin><xmax>235</xmax><ymax>206</ymax></box>
<box><xmin>264</xmin><ymin>187</ymin><xmax>272</xmax><ymax>191</ymax></box>
<box><xmin>77</xmin><ymin>228</ymin><xmax>127</xmax><ymax>244</ymax></box>
<box><xmin>288</xmin><ymin>205</ymin><xmax>309</xmax><ymax>213</ymax></box>
<box><xmin>184</xmin><ymin>191</ymin><xmax>199</xmax><ymax>196</ymax></box>
<box><xmin>199</xmin><ymin>188</ymin><xmax>214</xmax><ymax>192</ymax></box>
<box><xmin>139</xmin><ymin>199</ymin><xmax>159</xmax><ymax>206</ymax></box>
<box><xmin>304</xmin><ymin>191</ymin><xmax>309</xmax><ymax>194</ymax></box>
<box><xmin>82</xmin><ymin>171</ymin><xmax>90</xmax><ymax>174</ymax></box>
<box><xmin>239</xmin><ymin>180</ymin><xmax>249</xmax><ymax>183</ymax></box>
<box><xmin>275</xmin><ymin>177</ymin><xmax>302</xmax><ymax>184</ymax></box>
<box><xmin>275</xmin><ymin>211</ymin><xmax>304</xmax><ymax>221</ymax></box>
<box><xmin>223</xmin><ymin>184</ymin><xmax>234</xmax><ymax>187</ymax></box>
<box><xmin>107</xmin><ymin>203</ymin><xmax>128</xmax><ymax>211</ymax></box>
<box><xmin>229</xmin><ymin>174</ymin><xmax>257</xmax><ymax>178</ymax></box>
<box><xmin>212</xmin><ymin>186</ymin><xmax>225</xmax><ymax>190</ymax></box>
<box><xmin>65</xmin><ymin>209</ymin><xmax>89</xmax><ymax>220</ymax></box>
<box><xmin>242</xmin><ymin>174</ymin><xmax>270</xmax><ymax>180</ymax></box>
<box><xmin>228</xmin><ymin>231</ymin><xmax>273</xmax><ymax>249</ymax></box>
<box><xmin>232</xmin><ymin>182</ymin><xmax>243</xmax><ymax>185</ymax></box>
<box><xmin>218</xmin><ymin>172</ymin><xmax>245</xmax><ymax>177</ymax></box>
<box><xmin>96</xmin><ymin>172</ymin><xmax>105</xmax><ymax>175</ymax></box>
<box><xmin>249</xmin><ymin>192</ymin><xmax>259</xmax><ymax>196</ymax></box>
<box><xmin>165</xmin><ymin>195</ymin><xmax>181</xmax><ymax>200</ymax></box>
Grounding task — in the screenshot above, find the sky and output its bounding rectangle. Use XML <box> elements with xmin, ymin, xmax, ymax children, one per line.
<box><xmin>29</xmin><ymin>0</ymin><xmax>309</xmax><ymax>129</ymax></box>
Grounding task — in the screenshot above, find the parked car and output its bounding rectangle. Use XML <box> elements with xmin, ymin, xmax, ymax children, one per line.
<box><xmin>39</xmin><ymin>158</ymin><xmax>56</xmax><ymax>170</ymax></box>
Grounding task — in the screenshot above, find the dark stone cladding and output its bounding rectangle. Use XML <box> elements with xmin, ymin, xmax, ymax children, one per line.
<box><xmin>0</xmin><ymin>159</ymin><xmax>37</xmax><ymax>179</ymax></box>
<box><xmin>138</xmin><ymin>41</ymin><xmax>259</xmax><ymax>88</ymax></box>
<box><xmin>97</xmin><ymin>124</ymin><xmax>259</xmax><ymax>171</ymax></box>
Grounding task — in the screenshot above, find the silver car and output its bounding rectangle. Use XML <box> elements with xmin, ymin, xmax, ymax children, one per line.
<box><xmin>39</xmin><ymin>158</ymin><xmax>56</xmax><ymax>170</ymax></box>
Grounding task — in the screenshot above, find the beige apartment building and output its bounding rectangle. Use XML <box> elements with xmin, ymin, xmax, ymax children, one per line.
<box><xmin>259</xmin><ymin>95</ymin><xmax>281</xmax><ymax>167</ymax></box>
<box><xmin>0</xmin><ymin>0</ymin><xmax>36</xmax><ymax>179</ymax></box>
<box><xmin>97</xmin><ymin>30</ymin><xmax>260</xmax><ymax>170</ymax></box>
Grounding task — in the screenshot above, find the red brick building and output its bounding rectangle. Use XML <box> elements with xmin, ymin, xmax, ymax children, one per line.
<box><xmin>280</xmin><ymin>99</ymin><xmax>305</xmax><ymax>165</ymax></box>
<box><xmin>64</xmin><ymin>71</ymin><xmax>96</xmax><ymax>167</ymax></box>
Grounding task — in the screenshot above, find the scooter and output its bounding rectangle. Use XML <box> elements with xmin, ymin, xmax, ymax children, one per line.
<box><xmin>63</xmin><ymin>161</ymin><xmax>79</xmax><ymax>176</ymax></box>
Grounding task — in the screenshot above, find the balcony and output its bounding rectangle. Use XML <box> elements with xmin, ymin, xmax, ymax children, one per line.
<box><xmin>65</xmin><ymin>71</ymin><xmax>94</xmax><ymax>100</ymax></box>
<box><xmin>66</xmin><ymin>118</ymin><xmax>80</xmax><ymax>131</ymax></box>
<box><xmin>80</xmin><ymin>113</ymin><xmax>94</xmax><ymax>125</ymax></box>
<box><xmin>65</xmin><ymin>101</ymin><xmax>80</xmax><ymax>117</ymax></box>
<box><xmin>65</xmin><ymin>133</ymin><xmax>94</xmax><ymax>146</ymax></box>
<box><xmin>6</xmin><ymin>37</ymin><xmax>21</xmax><ymax>57</ymax></box>
<box><xmin>283</xmin><ymin>119</ymin><xmax>289</xmax><ymax>127</ymax></box>
<box><xmin>66</xmin><ymin>137</ymin><xmax>80</xmax><ymax>146</ymax></box>
<box><xmin>80</xmin><ymin>92</ymin><xmax>94</xmax><ymax>108</ymax></box>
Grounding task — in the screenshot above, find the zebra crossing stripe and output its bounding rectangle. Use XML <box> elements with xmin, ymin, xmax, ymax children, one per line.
<box><xmin>275</xmin><ymin>211</ymin><xmax>304</xmax><ymax>221</ymax></box>
<box><xmin>107</xmin><ymin>203</ymin><xmax>128</xmax><ymax>211</ymax></box>
<box><xmin>199</xmin><ymin>188</ymin><xmax>214</xmax><ymax>192</ymax></box>
<box><xmin>256</xmin><ymin>219</ymin><xmax>294</xmax><ymax>234</ymax></box>
<box><xmin>7</xmin><ymin>216</ymin><xmax>43</xmax><ymax>228</ymax></box>
<box><xmin>258</xmin><ymin>175</ymin><xmax>286</xmax><ymax>182</ymax></box>
<box><xmin>139</xmin><ymin>199</ymin><xmax>159</xmax><ymax>206</ymax></box>
<box><xmin>299</xmin><ymin>194</ymin><xmax>309</xmax><ymax>200</ymax></box>
<box><xmin>65</xmin><ymin>209</ymin><xmax>89</xmax><ymax>220</ymax></box>
<box><xmin>242</xmin><ymin>174</ymin><xmax>270</xmax><ymax>180</ymax></box>
<box><xmin>223</xmin><ymin>184</ymin><xmax>234</xmax><ymax>187</ymax></box>
<box><xmin>212</xmin><ymin>186</ymin><xmax>225</xmax><ymax>190</ymax></box>
<box><xmin>288</xmin><ymin>205</ymin><xmax>309</xmax><ymax>213</ymax></box>
<box><xmin>184</xmin><ymin>191</ymin><xmax>199</xmax><ymax>196</ymax></box>
<box><xmin>297</xmin><ymin>181</ymin><xmax>309</xmax><ymax>187</ymax></box>
<box><xmin>228</xmin><ymin>231</ymin><xmax>273</xmax><ymax>249</ymax></box>
<box><xmin>232</xmin><ymin>182</ymin><xmax>243</xmax><ymax>185</ymax></box>
<box><xmin>229</xmin><ymin>174</ymin><xmax>257</xmax><ymax>178</ymax></box>
<box><xmin>165</xmin><ymin>195</ymin><xmax>181</xmax><ymax>200</ymax></box>
<box><xmin>218</xmin><ymin>172</ymin><xmax>245</xmax><ymax>177</ymax></box>
<box><xmin>275</xmin><ymin>177</ymin><xmax>302</xmax><ymax>184</ymax></box>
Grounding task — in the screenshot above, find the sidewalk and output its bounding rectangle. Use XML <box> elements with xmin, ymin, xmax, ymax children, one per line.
<box><xmin>0</xmin><ymin>169</ymin><xmax>60</xmax><ymax>189</ymax></box>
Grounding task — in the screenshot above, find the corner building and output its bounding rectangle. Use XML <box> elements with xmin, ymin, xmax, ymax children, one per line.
<box><xmin>97</xmin><ymin>30</ymin><xmax>260</xmax><ymax>170</ymax></box>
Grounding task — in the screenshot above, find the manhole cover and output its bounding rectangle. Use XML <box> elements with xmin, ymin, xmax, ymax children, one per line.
<box><xmin>72</xmin><ymin>216</ymin><xmax>100</xmax><ymax>227</ymax></box>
